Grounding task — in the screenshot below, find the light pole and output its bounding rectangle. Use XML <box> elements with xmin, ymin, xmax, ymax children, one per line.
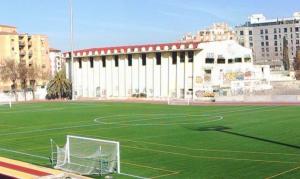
<box><xmin>69</xmin><ymin>0</ymin><xmax>75</xmax><ymax>100</ymax></box>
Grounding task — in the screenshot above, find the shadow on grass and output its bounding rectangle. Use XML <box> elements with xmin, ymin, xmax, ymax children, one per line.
<box><xmin>189</xmin><ymin>125</ymin><xmax>300</xmax><ymax>150</ymax></box>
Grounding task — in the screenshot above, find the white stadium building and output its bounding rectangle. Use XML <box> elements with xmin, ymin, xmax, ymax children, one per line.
<box><xmin>64</xmin><ymin>40</ymin><xmax>271</xmax><ymax>100</ymax></box>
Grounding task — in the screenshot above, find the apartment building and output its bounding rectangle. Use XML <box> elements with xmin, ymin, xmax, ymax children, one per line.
<box><xmin>49</xmin><ymin>48</ymin><xmax>64</xmax><ymax>76</ymax></box>
<box><xmin>64</xmin><ymin>40</ymin><xmax>270</xmax><ymax>100</ymax></box>
<box><xmin>0</xmin><ymin>24</ymin><xmax>50</xmax><ymax>90</ymax></box>
<box><xmin>236</xmin><ymin>12</ymin><xmax>300</xmax><ymax>71</ymax></box>
<box><xmin>181</xmin><ymin>23</ymin><xmax>236</xmax><ymax>43</ymax></box>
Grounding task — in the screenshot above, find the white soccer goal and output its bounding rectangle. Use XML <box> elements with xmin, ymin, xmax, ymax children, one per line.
<box><xmin>0</xmin><ymin>93</ymin><xmax>12</xmax><ymax>109</ymax></box>
<box><xmin>167</xmin><ymin>98</ymin><xmax>190</xmax><ymax>105</ymax></box>
<box><xmin>51</xmin><ymin>135</ymin><xmax>120</xmax><ymax>176</ymax></box>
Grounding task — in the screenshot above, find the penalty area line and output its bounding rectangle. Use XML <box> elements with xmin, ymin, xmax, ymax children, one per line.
<box><xmin>119</xmin><ymin>172</ymin><xmax>149</xmax><ymax>179</ymax></box>
<box><xmin>265</xmin><ymin>166</ymin><xmax>300</xmax><ymax>179</ymax></box>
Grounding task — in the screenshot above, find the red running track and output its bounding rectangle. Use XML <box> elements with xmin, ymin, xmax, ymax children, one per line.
<box><xmin>0</xmin><ymin>161</ymin><xmax>50</xmax><ymax>177</ymax></box>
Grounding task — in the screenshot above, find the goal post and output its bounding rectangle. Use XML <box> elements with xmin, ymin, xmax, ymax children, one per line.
<box><xmin>51</xmin><ymin>135</ymin><xmax>120</xmax><ymax>176</ymax></box>
<box><xmin>0</xmin><ymin>92</ymin><xmax>12</xmax><ymax>109</ymax></box>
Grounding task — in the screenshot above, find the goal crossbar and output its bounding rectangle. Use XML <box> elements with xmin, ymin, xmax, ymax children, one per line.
<box><xmin>51</xmin><ymin>135</ymin><xmax>120</xmax><ymax>176</ymax></box>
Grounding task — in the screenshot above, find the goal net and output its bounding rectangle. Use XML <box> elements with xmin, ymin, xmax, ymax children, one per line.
<box><xmin>51</xmin><ymin>135</ymin><xmax>120</xmax><ymax>176</ymax></box>
<box><xmin>0</xmin><ymin>93</ymin><xmax>12</xmax><ymax>109</ymax></box>
<box><xmin>167</xmin><ymin>98</ymin><xmax>190</xmax><ymax>105</ymax></box>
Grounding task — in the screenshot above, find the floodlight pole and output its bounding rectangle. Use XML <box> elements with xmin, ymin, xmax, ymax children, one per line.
<box><xmin>69</xmin><ymin>0</ymin><xmax>75</xmax><ymax>100</ymax></box>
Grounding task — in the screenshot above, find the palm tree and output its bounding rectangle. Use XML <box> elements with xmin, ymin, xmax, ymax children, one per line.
<box><xmin>47</xmin><ymin>70</ymin><xmax>71</xmax><ymax>99</ymax></box>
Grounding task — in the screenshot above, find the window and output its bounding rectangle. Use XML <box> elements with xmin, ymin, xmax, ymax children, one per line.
<box><xmin>296</xmin><ymin>40</ymin><xmax>299</xmax><ymax>45</ymax></box>
<box><xmin>296</xmin><ymin>27</ymin><xmax>299</xmax><ymax>32</ymax></box>
<box><xmin>265</xmin><ymin>36</ymin><xmax>268</xmax><ymax>40</ymax></box>
<box><xmin>265</xmin><ymin>29</ymin><xmax>268</xmax><ymax>34</ymax></box>
<box><xmin>172</xmin><ymin>52</ymin><xmax>177</xmax><ymax>65</ymax></box>
<box><xmin>290</xmin><ymin>27</ymin><xmax>293</xmax><ymax>32</ymax></box>
<box><xmin>249</xmin><ymin>30</ymin><xmax>252</xmax><ymax>35</ymax></box>
<box><xmin>260</xmin><ymin>29</ymin><xmax>264</xmax><ymax>34</ymax></box>
<box><xmin>266</xmin><ymin>42</ymin><xmax>269</xmax><ymax>46</ymax></box>
<box><xmin>180</xmin><ymin>51</ymin><xmax>185</xmax><ymax>63</ymax></box>
<box><xmin>274</xmin><ymin>35</ymin><xmax>277</xmax><ymax>40</ymax></box>
<box><xmin>261</xmin><ymin>42</ymin><xmax>264</xmax><ymax>46</ymax></box>
<box><xmin>274</xmin><ymin>28</ymin><xmax>277</xmax><ymax>33</ymax></box>
<box><xmin>156</xmin><ymin>52</ymin><xmax>161</xmax><ymax>65</ymax></box>
<box><xmin>296</xmin><ymin>33</ymin><xmax>300</xmax><ymax>38</ymax></box>
<box><xmin>279</xmin><ymin>28</ymin><xmax>281</xmax><ymax>33</ymax></box>
<box><xmin>188</xmin><ymin>51</ymin><xmax>194</xmax><ymax>62</ymax></box>
<box><xmin>102</xmin><ymin>56</ymin><xmax>106</xmax><ymax>67</ymax></box>
<box><xmin>142</xmin><ymin>53</ymin><xmax>146</xmax><ymax>66</ymax></box>
<box><xmin>274</xmin><ymin>41</ymin><xmax>278</xmax><ymax>46</ymax></box>
<box><xmin>249</xmin><ymin>37</ymin><xmax>253</xmax><ymax>41</ymax></box>
<box><xmin>128</xmin><ymin>54</ymin><xmax>132</xmax><ymax>66</ymax></box>
<box><xmin>90</xmin><ymin>57</ymin><xmax>94</xmax><ymax>68</ymax></box>
<box><xmin>205</xmin><ymin>58</ymin><xmax>214</xmax><ymax>64</ymax></box>
<box><xmin>78</xmin><ymin>58</ymin><xmax>82</xmax><ymax>69</ymax></box>
<box><xmin>205</xmin><ymin>69</ymin><xmax>211</xmax><ymax>74</ymax></box>
<box><xmin>284</xmin><ymin>28</ymin><xmax>288</xmax><ymax>33</ymax></box>
<box><xmin>217</xmin><ymin>58</ymin><xmax>225</xmax><ymax>64</ymax></box>
<box><xmin>114</xmin><ymin>55</ymin><xmax>119</xmax><ymax>67</ymax></box>
<box><xmin>235</xmin><ymin>58</ymin><xmax>242</xmax><ymax>63</ymax></box>
<box><xmin>266</xmin><ymin>47</ymin><xmax>269</xmax><ymax>52</ymax></box>
<box><xmin>250</xmin><ymin>42</ymin><xmax>253</xmax><ymax>47</ymax></box>
<box><xmin>228</xmin><ymin>59</ymin><xmax>233</xmax><ymax>64</ymax></box>
<box><xmin>275</xmin><ymin>47</ymin><xmax>278</xmax><ymax>52</ymax></box>
<box><xmin>244</xmin><ymin>57</ymin><xmax>251</xmax><ymax>62</ymax></box>
<box><xmin>240</xmin><ymin>31</ymin><xmax>244</xmax><ymax>35</ymax></box>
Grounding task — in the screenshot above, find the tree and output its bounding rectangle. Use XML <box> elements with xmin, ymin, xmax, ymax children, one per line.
<box><xmin>282</xmin><ymin>36</ymin><xmax>290</xmax><ymax>71</ymax></box>
<box><xmin>46</xmin><ymin>70</ymin><xmax>71</xmax><ymax>99</ymax></box>
<box><xmin>28</xmin><ymin>64</ymin><xmax>40</xmax><ymax>99</ymax></box>
<box><xmin>294</xmin><ymin>48</ymin><xmax>300</xmax><ymax>80</ymax></box>
<box><xmin>0</xmin><ymin>59</ymin><xmax>18</xmax><ymax>101</ymax></box>
<box><xmin>17</xmin><ymin>61</ymin><xmax>29</xmax><ymax>101</ymax></box>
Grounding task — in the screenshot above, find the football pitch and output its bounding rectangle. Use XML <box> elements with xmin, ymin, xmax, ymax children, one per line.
<box><xmin>0</xmin><ymin>102</ymin><xmax>300</xmax><ymax>179</ymax></box>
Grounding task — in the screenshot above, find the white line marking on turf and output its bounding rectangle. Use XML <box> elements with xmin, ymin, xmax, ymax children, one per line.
<box><xmin>93</xmin><ymin>113</ymin><xmax>223</xmax><ymax>126</ymax></box>
<box><xmin>119</xmin><ymin>172</ymin><xmax>149</xmax><ymax>179</ymax></box>
<box><xmin>0</xmin><ymin>147</ymin><xmax>48</xmax><ymax>160</ymax></box>
<box><xmin>0</xmin><ymin>106</ymin><xmax>278</xmax><ymax>137</ymax></box>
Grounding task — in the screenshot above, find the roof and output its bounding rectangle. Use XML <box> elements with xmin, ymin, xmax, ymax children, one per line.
<box><xmin>0</xmin><ymin>24</ymin><xmax>16</xmax><ymax>28</ymax></box>
<box><xmin>0</xmin><ymin>32</ymin><xmax>18</xmax><ymax>35</ymax></box>
<box><xmin>199</xmin><ymin>40</ymin><xmax>252</xmax><ymax>59</ymax></box>
<box><xmin>63</xmin><ymin>41</ymin><xmax>200</xmax><ymax>58</ymax></box>
<box><xmin>49</xmin><ymin>48</ymin><xmax>61</xmax><ymax>52</ymax></box>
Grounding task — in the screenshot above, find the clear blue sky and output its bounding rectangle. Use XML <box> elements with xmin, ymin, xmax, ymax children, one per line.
<box><xmin>0</xmin><ymin>0</ymin><xmax>298</xmax><ymax>51</ymax></box>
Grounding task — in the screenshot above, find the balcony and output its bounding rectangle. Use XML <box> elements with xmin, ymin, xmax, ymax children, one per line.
<box><xmin>28</xmin><ymin>51</ymin><xmax>33</xmax><ymax>58</ymax></box>
<box><xmin>19</xmin><ymin>50</ymin><xmax>26</xmax><ymax>56</ymax></box>
<box><xmin>19</xmin><ymin>41</ymin><xmax>25</xmax><ymax>47</ymax></box>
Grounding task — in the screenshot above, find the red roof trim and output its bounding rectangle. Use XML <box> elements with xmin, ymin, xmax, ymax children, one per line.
<box><xmin>63</xmin><ymin>42</ymin><xmax>199</xmax><ymax>57</ymax></box>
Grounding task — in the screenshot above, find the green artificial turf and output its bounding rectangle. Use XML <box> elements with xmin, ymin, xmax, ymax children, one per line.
<box><xmin>0</xmin><ymin>102</ymin><xmax>300</xmax><ymax>179</ymax></box>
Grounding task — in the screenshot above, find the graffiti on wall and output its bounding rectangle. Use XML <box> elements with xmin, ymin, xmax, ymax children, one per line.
<box><xmin>223</xmin><ymin>71</ymin><xmax>253</xmax><ymax>82</ymax></box>
<box><xmin>195</xmin><ymin>76</ymin><xmax>203</xmax><ymax>84</ymax></box>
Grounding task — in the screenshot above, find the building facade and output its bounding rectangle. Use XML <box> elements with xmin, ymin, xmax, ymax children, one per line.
<box><xmin>181</xmin><ymin>23</ymin><xmax>236</xmax><ymax>43</ymax></box>
<box><xmin>64</xmin><ymin>40</ymin><xmax>270</xmax><ymax>100</ymax></box>
<box><xmin>0</xmin><ymin>24</ymin><xmax>51</xmax><ymax>90</ymax></box>
<box><xmin>236</xmin><ymin>12</ymin><xmax>300</xmax><ymax>71</ymax></box>
<box><xmin>49</xmin><ymin>48</ymin><xmax>64</xmax><ymax>76</ymax></box>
